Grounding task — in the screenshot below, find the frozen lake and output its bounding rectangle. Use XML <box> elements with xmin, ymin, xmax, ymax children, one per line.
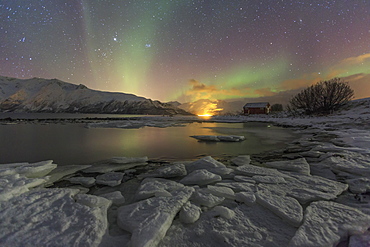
<box><xmin>0</xmin><ymin>121</ymin><xmax>298</xmax><ymax>165</ymax></box>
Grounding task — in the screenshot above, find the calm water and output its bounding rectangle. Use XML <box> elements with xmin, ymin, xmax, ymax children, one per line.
<box><xmin>0</xmin><ymin>121</ymin><xmax>298</xmax><ymax>165</ymax></box>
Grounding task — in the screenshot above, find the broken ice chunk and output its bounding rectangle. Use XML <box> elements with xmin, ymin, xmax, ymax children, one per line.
<box><xmin>207</xmin><ymin>185</ymin><xmax>235</xmax><ymax>199</ymax></box>
<box><xmin>235</xmin><ymin>192</ymin><xmax>256</xmax><ymax>206</ymax></box>
<box><xmin>190</xmin><ymin>188</ymin><xmax>225</xmax><ymax>207</ymax></box>
<box><xmin>256</xmin><ymin>190</ymin><xmax>303</xmax><ymax>227</ymax></box>
<box><xmin>117</xmin><ymin>187</ymin><xmax>194</xmax><ymax>247</ymax></box>
<box><xmin>96</xmin><ymin>172</ymin><xmax>124</xmax><ymax>187</ymax></box>
<box><xmin>179</xmin><ymin>169</ymin><xmax>222</xmax><ymax>186</ymax></box>
<box><xmin>212</xmin><ymin>206</ymin><xmax>235</xmax><ymax>219</ymax></box>
<box><xmin>179</xmin><ymin>201</ymin><xmax>202</xmax><ymax>224</ymax></box>
<box><xmin>289</xmin><ymin>201</ymin><xmax>370</xmax><ymax>247</ymax></box>
<box><xmin>67</xmin><ymin>176</ymin><xmax>95</xmax><ymax>187</ymax></box>
<box><xmin>135</xmin><ymin>178</ymin><xmax>184</xmax><ymax>201</ymax></box>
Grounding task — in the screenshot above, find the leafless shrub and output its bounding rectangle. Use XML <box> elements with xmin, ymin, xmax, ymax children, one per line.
<box><xmin>288</xmin><ymin>78</ymin><xmax>354</xmax><ymax>115</ymax></box>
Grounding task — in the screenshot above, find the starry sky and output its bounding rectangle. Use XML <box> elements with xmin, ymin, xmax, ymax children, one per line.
<box><xmin>1</xmin><ymin>0</ymin><xmax>370</xmax><ymax>103</ymax></box>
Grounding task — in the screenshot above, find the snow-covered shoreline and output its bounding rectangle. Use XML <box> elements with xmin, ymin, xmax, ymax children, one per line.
<box><xmin>1</xmin><ymin>98</ymin><xmax>370</xmax><ymax>247</ymax></box>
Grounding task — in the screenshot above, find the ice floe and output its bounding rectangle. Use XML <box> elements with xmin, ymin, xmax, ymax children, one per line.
<box><xmin>264</xmin><ymin>158</ymin><xmax>311</xmax><ymax>175</ymax></box>
<box><xmin>230</xmin><ymin>155</ymin><xmax>251</xmax><ymax>166</ymax></box>
<box><xmin>82</xmin><ymin>157</ymin><xmax>148</xmax><ymax>173</ymax></box>
<box><xmin>67</xmin><ymin>176</ymin><xmax>96</xmax><ymax>187</ymax></box>
<box><xmin>99</xmin><ymin>191</ymin><xmax>126</xmax><ymax>206</ymax></box>
<box><xmin>96</xmin><ymin>172</ymin><xmax>124</xmax><ymax>187</ymax></box>
<box><xmin>179</xmin><ymin>169</ymin><xmax>222</xmax><ymax>185</ymax></box>
<box><xmin>185</xmin><ymin>156</ymin><xmax>226</xmax><ymax>173</ymax></box>
<box><xmin>256</xmin><ymin>190</ymin><xmax>303</xmax><ymax>227</ymax></box>
<box><xmin>138</xmin><ymin>163</ymin><xmax>187</xmax><ymax>179</ymax></box>
<box><xmin>135</xmin><ymin>178</ymin><xmax>184</xmax><ymax>201</ymax></box>
<box><xmin>117</xmin><ymin>187</ymin><xmax>194</xmax><ymax>247</ymax></box>
<box><xmin>207</xmin><ymin>185</ymin><xmax>235</xmax><ymax>199</ymax></box>
<box><xmin>190</xmin><ymin>188</ymin><xmax>225</xmax><ymax>207</ymax></box>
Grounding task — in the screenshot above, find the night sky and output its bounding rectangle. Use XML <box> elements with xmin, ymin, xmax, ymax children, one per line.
<box><xmin>1</xmin><ymin>0</ymin><xmax>370</xmax><ymax>102</ymax></box>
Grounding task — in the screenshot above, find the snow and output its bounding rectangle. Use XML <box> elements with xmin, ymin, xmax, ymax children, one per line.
<box><xmin>0</xmin><ymin>76</ymin><xmax>150</xmax><ymax>113</ymax></box>
<box><xmin>179</xmin><ymin>169</ymin><xmax>222</xmax><ymax>186</ymax></box>
<box><xmin>96</xmin><ymin>172</ymin><xmax>124</xmax><ymax>187</ymax></box>
<box><xmin>289</xmin><ymin>201</ymin><xmax>370</xmax><ymax>247</ymax></box>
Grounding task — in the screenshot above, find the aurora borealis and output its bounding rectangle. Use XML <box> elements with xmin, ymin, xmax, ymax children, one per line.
<box><xmin>1</xmin><ymin>0</ymin><xmax>370</xmax><ymax>103</ymax></box>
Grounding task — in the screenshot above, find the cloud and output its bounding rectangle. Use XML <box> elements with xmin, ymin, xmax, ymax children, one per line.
<box><xmin>342</xmin><ymin>73</ymin><xmax>370</xmax><ymax>99</ymax></box>
<box><xmin>184</xmin><ymin>79</ymin><xmax>248</xmax><ymax>101</ymax></box>
<box><xmin>279</xmin><ymin>72</ymin><xmax>326</xmax><ymax>91</ymax></box>
<box><xmin>339</xmin><ymin>53</ymin><xmax>370</xmax><ymax>66</ymax></box>
<box><xmin>188</xmin><ymin>79</ymin><xmax>217</xmax><ymax>93</ymax></box>
<box><xmin>279</xmin><ymin>53</ymin><xmax>370</xmax><ymax>94</ymax></box>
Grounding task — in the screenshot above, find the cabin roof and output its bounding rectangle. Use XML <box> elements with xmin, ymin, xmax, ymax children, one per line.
<box><xmin>243</xmin><ymin>102</ymin><xmax>270</xmax><ymax>108</ymax></box>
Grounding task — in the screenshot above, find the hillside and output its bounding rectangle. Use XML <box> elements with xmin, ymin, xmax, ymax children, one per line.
<box><xmin>0</xmin><ymin>76</ymin><xmax>191</xmax><ymax>115</ymax></box>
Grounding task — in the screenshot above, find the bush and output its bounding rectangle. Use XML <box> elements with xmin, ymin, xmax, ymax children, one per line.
<box><xmin>288</xmin><ymin>78</ymin><xmax>354</xmax><ymax>115</ymax></box>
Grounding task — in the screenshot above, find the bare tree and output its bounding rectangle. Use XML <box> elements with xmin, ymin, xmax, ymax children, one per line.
<box><xmin>288</xmin><ymin>78</ymin><xmax>354</xmax><ymax>115</ymax></box>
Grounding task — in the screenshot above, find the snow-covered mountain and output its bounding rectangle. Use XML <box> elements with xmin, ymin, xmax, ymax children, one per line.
<box><xmin>0</xmin><ymin>76</ymin><xmax>191</xmax><ymax>115</ymax></box>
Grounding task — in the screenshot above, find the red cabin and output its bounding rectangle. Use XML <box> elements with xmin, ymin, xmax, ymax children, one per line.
<box><xmin>243</xmin><ymin>102</ymin><xmax>271</xmax><ymax>115</ymax></box>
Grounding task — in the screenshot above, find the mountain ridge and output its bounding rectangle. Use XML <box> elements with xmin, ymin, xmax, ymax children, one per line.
<box><xmin>0</xmin><ymin>76</ymin><xmax>191</xmax><ymax>115</ymax></box>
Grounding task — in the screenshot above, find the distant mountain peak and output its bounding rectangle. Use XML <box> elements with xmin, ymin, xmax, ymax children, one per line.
<box><xmin>0</xmin><ymin>76</ymin><xmax>192</xmax><ymax>115</ymax></box>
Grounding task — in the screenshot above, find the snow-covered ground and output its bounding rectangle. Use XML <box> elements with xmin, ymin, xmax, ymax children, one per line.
<box><xmin>1</xmin><ymin>98</ymin><xmax>370</xmax><ymax>247</ymax></box>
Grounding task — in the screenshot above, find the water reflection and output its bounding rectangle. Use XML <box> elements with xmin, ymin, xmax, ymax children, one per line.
<box><xmin>0</xmin><ymin>122</ymin><xmax>297</xmax><ymax>165</ymax></box>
